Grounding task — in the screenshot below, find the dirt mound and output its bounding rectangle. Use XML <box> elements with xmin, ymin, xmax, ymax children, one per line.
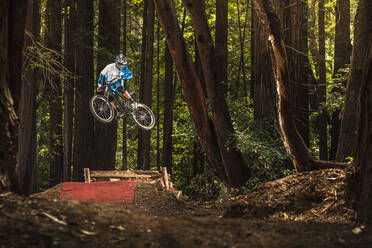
<box><xmin>33</xmin><ymin>180</ymin><xmax>220</xmax><ymax>217</ymax></box>
<box><xmin>223</xmin><ymin>168</ymin><xmax>354</xmax><ymax>223</ymax></box>
<box><xmin>2</xmin><ymin>171</ymin><xmax>372</xmax><ymax>247</ymax></box>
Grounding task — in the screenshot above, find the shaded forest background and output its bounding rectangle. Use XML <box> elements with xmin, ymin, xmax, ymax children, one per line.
<box><xmin>2</xmin><ymin>0</ymin><xmax>372</xmax><ymax>223</ymax></box>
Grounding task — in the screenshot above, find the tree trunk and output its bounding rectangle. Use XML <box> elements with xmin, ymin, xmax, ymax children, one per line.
<box><xmin>292</xmin><ymin>0</ymin><xmax>310</xmax><ymax>147</ymax></box>
<box><xmin>215</xmin><ymin>0</ymin><xmax>228</xmax><ymax>88</ymax></box>
<box><xmin>317</xmin><ymin>0</ymin><xmax>328</xmax><ymax>160</ymax></box>
<box><xmin>63</xmin><ymin>0</ymin><xmax>75</xmax><ymax>181</ymax></box>
<box><xmin>93</xmin><ymin>0</ymin><xmax>120</xmax><ymax>171</ymax></box>
<box><xmin>17</xmin><ymin>0</ymin><xmax>39</xmax><ymax>194</ymax></box>
<box><xmin>137</xmin><ymin>0</ymin><xmax>154</xmax><ymax>170</ymax></box>
<box><xmin>46</xmin><ymin>0</ymin><xmax>63</xmax><ymax>187</ymax></box>
<box><xmin>235</xmin><ymin>0</ymin><xmax>249</xmax><ymax>99</ymax></box>
<box><xmin>0</xmin><ymin>0</ymin><xmax>28</xmax><ymax>193</ymax></box>
<box><xmin>330</xmin><ymin>0</ymin><xmax>351</xmax><ymax>160</ymax></box>
<box><xmin>156</xmin><ymin>20</ymin><xmax>161</xmax><ymax>170</ymax></box>
<box><xmin>154</xmin><ymin>0</ymin><xmax>227</xmax><ymax>182</ymax></box>
<box><xmin>122</xmin><ymin>0</ymin><xmax>128</xmax><ymax>171</ymax></box>
<box><xmin>251</xmin><ymin>0</ymin><xmax>346</xmax><ymax>172</ymax></box>
<box><xmin>73</xmin><ymin>0</ymin><xmax>94</xmax><ymax>182</ymax></box>
<box><xmin>351</xmin><ymin>0</ymin><xmax>372</xmax><ymax>224</ymax></box>
<box><xmin>183</xmin><ymin>0</ymin><xmax>247</xmax><ymax>187</ymax></box>
<box><xmin>336</xmin><ymin>0</ymin><xmax>360</xmax><ymax>162</ymax></box>
<box><xmin>251</xmin><ymin>2</ymin><xmax>276</xmax><ymax>123</ymax></box>
<box><xmin>162</xmin><ymin>43</ymin><xmax>175</xmax><ymax>172</ymax></box>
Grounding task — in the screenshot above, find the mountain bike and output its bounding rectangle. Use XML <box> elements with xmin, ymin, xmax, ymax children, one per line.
<box><xmin>89</xmin><ymin>80</ymin><xmax>155</xmax><ymax>130</ymax></box>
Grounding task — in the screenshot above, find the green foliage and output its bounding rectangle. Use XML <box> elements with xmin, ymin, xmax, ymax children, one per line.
<box><xmin>185</xmin><ymin>165</ymin><xmax>225</xmax><ymax>201</ymax></box>
<box><xmin>229</xmin><ymin>97</ymin><xmax>293</xmax><ymax>192</ymax></box>
<box><xmin>36</xmin><ymin>95</ymin><xmax>51</xmax><ymax>191</ymax></box>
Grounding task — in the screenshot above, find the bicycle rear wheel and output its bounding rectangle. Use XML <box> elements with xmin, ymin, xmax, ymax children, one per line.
<box><xmin>131</xmin><ymin>103</ymin><xmax>155</xmax><ymax>130</ymax></box>
<box><xmin>89</xmin><ymin>95</ymin><xmax>115</xmax><ymax>123</ymax></box>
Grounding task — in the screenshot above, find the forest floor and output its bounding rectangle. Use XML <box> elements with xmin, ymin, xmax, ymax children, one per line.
<box><xmin>1</xmin><ymin>168</ymin><xmax>372</xmax><ymax>248</ymax></box>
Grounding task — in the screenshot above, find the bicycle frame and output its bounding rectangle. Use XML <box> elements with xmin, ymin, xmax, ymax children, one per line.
<box><xmin>102</xmin><ymin>82</ymin><xmax>132</xmax><ymax>115</ymax></box>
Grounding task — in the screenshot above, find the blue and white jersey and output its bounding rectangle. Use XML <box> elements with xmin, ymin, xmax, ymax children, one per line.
<box><xmin>97</xmin><ymin>63</ymin><xmax>133</xmax><ymax>88</ymax></box>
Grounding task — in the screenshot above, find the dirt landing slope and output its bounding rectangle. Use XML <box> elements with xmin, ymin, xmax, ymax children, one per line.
<box><xmin>1</xmin><ymin>169</ymin><xmax>371</xmax><ymax>248</ymax></box>
<box><xmin>224</xmin><ymin>169</ymin><xmax>354</xmax><ymax>223</ymax></box>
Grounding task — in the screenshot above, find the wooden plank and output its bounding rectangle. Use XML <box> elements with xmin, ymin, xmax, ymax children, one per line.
<box><xmin>84</xmin><ymin>168</ymin><xmax>91</xmax><ymax>183</ymax></box>
<box><xmin>162</xmin><ymin>167</ymin><xmax>169</xmax><ymax>191</ymax></box>
<box><xmin>89</xmin><ymin>170</ymin><xmax>162</xmax><ymax>179</ymax></box>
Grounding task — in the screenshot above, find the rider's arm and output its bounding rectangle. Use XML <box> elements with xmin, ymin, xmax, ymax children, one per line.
<box><xmin>97</xmin><ymin>73</ymin><xmax>104</xmax><ymax>87</ymax></box>
<box><xmin>98</xmin><ymin>64</ymin><xmax>111</xmax><ymax>87</ymax></box>
<box><xmin>122</xmin><ymin>66</ymin><xmax>133</xmax><ymax>80</ymax></box>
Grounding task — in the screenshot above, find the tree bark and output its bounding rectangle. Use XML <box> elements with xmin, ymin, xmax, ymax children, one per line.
<box><xmin>93</xmin><ymin>0</ymin><xmax>120</xmax><ymax>171</ymax></box>
<box><xmin>73</xmin><ymin>0</ymin><xmax>94</xmax><ymax>182</ymax></box>
<box><xmin>154</xmin><ymin>0</ymin><xmax>227</xmax><ymax>182</ymax></box>
<box><xmin>251</xmin><ymin>0</ymin><xmax>346</xmax><ymax>172</ymax></box>
<box><xmin>329</xmin><ymin>0</ymin><xmax>350</xmax><ymax>160</ymax></box>
<box><xmin>137</xmin><ymin>0</ymin><xmax>155</xmax><ymax>170</ymax></box>
<box><xmin>17</xmin><ymin>0</ymin><xmax>39</xmax><ymax>194</ymax></box>
<box><xmin>235</xmin><ymin>0</ymin><xmax>249</xmax><ymax>99</ymax></box>
<box><xmin>183</xmin><ymin>0</ymin><xmax>247</xmax><ymax>187</ymax></box>
<box><xmin>215</xmin><ymin>0</ymin><xmax>228</xmax><ymax>88</ymax></box>
<box><xmin>336</xmin><ymin>0</ymin><xmax>360</xmax><ymax>162</ymax></box>
<box><xmin>162</xmin><ymin>43</ymin><xmax>175</xmax><ymax>172</ymax></box>
<box><xmin>317</xmin><ymin>0</ymin><xmax>328</xmax><ymax>160</ymax></box>
<box><xmin>63</xmin><ymin>0</ymin><xmax>75</xmax><ymax>181</ymax></box>
<box><xmin>0</xmin><ymin>0</ymin><xmax>28</xmax><ymax>193</ymax></box>
<box><xmin>346</xmin><ymin>0</ymin><xmax>372</xmax><ymax>224</ymax></box>
<box><xmin>46</xmin><ymin>0</ymin><xmax>63</xmax><ymax>186</ymax></box>
<box><xmin>251</xmin><ymin>2</ymin><xmax>276</xmax><ymax>123</ymax></box>
<box><xmin>122</xmin><ymin>0</ymin><xmax>128</xmax><ymax>171</ymax></box>
<box><xmin>289</xmin><ymin>0</ymin><xmax>310</xmax><ymax>147</ymax></box>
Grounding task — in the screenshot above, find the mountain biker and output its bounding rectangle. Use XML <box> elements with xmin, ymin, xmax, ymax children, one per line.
<box><xmin>96</xmin><ymin>54</ymin><xmax>134</xmax><ymax>117</ymax></box>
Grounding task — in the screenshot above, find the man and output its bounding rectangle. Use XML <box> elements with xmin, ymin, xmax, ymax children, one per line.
<box><xmin>97</xmin><ymin>54</ymin><xmax>134</xmax><ymax>117</ymax></box>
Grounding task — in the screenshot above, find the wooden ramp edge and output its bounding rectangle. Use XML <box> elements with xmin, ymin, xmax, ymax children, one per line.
<box><xmin>83</xmin><ymin>167</ymin><xmax>183</xmax><ymax>200</ymax></box>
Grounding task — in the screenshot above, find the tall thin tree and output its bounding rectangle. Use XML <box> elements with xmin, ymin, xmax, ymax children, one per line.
<box><xmin>63</xmin><ymin>0</ymin><xmax>75</xmax><ymax>181</ymax></box>
<box><xmin>46</xmin><ymin>0</ymin><xmax>63</xmax><ymax>186</ymax></box>
<box><xmin>137</xmin><ymin>0</ymin><xmax>155</xmax><ymax>170</ymax></box>
<box><xmin>330</xmin><ymin>0</ymin><xmax>351</xmax><ymax>160</ymax></box>
<box><xmin>73</xmin><ymin>0</ymin><xmax>94</xmax><ymax>182</ymax></box>
<box><xmin>183</xmin><ymin>0</ymin><xmax>248</xmax><ymax>186</ymax></box>
<box><xmin>93</xmin><ymin>0</ymin><xmax>120</xmax><ymax>171</ymax></box>
<box><xmin>18</xmin><ymin>0</ymin><xmax>39</xmax><ymax>194</ymax></box>
<box><xmin>122</xmin><ymin>0</ymin><xmax>128</xmax><ymax>170</ymax></box>
<box><xmin>349</xmin><ymin>0</ymin><xmax>372</xmax><ymax>224</ymax></box>
<box><xmin>154</xmin><ymin>0</ymin><xmax>227</xmax><ymax>182</ymax></box>
<box><xmin>318</xmin><ymin>0</ymin><xmax>328</xmax><ymax>160</ymax></box>
<box><xmin>0</xmin><ymin>0</ymin><xmax>29</xmax><ymax>193</ymax></box>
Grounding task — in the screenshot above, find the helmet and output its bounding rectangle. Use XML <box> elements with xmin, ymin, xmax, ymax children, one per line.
<box><xmin>115</xmin><ymin>54</ymin><xmax>127</xmax><ymax>70</ymax></box>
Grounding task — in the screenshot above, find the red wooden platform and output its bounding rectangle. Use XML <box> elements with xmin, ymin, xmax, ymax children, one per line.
<box><xmin>59</xmin><ymin>180</ymin><xmax>137</xmax><ymax>204</ymax></box>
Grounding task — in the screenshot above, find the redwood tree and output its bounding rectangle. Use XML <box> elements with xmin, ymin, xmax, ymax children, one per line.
<box><xmin>251</xmin><ymin>0</ymin><xmax>345</xmax><ymax>172</ymax></box>
<box><xmin>93</xmin><ymin>0</ymin><xmax>120</xmax><ymax>171</ymax></box>
<box><xmin>63</xmin><ymin>0</ymin><xmax>75</xmax><ymax>181</ymax></box>
<box><xmin>182</xmin><ymin>0</ymin><xmax>247</xmax><ymax>187</ymax></box>
<box><xmin>336</xmin><ymin>0</ymin><xmax>360</xmax><ymax>162</ymax></box>
<box><xmin>317</xmin><ymin>0</ymin><xmax>328</xmax><ymax>160</ymax></box>
<box><xmin>347</xmin><ymin>0</ymin><xmax>372</xmax><ymax>224</ymax></box>
<box><xmin>17</xmin><ymin>0</ymin><xmax>40</xmax><ymax>194</ymax></box>
<box><xmin>330</xmin><ymin>0</ymin><xmax>350</xmax><ymax>160</ymax></box>
<box><xmin>46</xmin><ymin>0</ymin><xmax>63</xmax><ymax>186</ymax></box>
<box><xmin>0</xmin><ymin>0</ymin><xmax>29</xmax><ymax>192</ymax></box>
<box><xmin>251</xmin><ymin>3</ymin><xmax>276</xmax><ymax>122</ymax></box>
<box><xmin>162</xmin><ymin>43</ymin><xmax>175</xmax><ymax>172</ymax></box>
<box><xmin>154</xmin><ymin>0</ymin><xmax>227</xmax><ymax>182</ymax></box>
<box><xmin>137</xmin><ymin>0</ymin><xmax>155</xmax><ymax>170</ymax></box>
<box><xmin>73</xmin><ymin>0</ymin><xmax>94</xmax><ymax>182</ymax></box>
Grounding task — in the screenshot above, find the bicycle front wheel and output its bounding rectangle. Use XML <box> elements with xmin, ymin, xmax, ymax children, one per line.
<box><xmin>89</xmin><ymin>95</ymin><xmax>115</xmax><ymax>123</ymax></box>
<box><xmin>131</xmin><ymin>103</ymin><xmax>155</xmax><ymax>130</ymax></box>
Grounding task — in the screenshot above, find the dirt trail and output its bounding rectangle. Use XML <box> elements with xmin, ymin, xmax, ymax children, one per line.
<box><xmin>1</xmin><ymin>169</ymin><xmax>371</xmax><ymax>247</ymax></box>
